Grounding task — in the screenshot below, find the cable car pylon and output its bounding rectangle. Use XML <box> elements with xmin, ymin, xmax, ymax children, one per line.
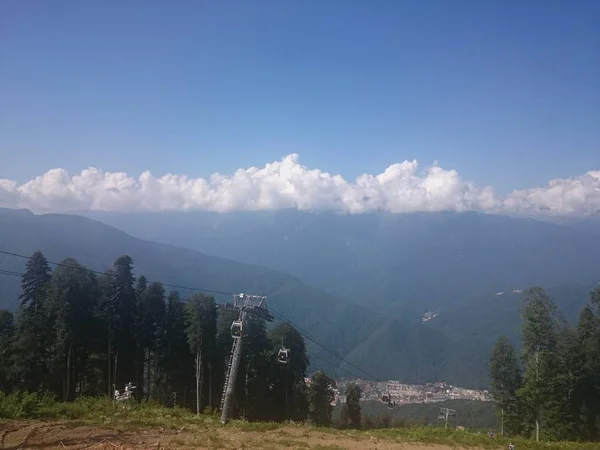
<box><xmin>218</xmin><ymin>293</ymin><xmax>274</xmax><ymax>424</ymax></box>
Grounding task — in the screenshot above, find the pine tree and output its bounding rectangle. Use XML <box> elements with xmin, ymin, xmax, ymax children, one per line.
<box><xmin>339</xmin><ymin>403</ymin><xmax>349</xmax><ymax>429</ymax></box>
<box><xmin>543</xmin><ymin>324</ymin><xmax>584</xmax><ymax>440</ymax></box>
<box><xmin>346</xmin><ymin>383</ymin><xmax>362</xmax><ymax>429</ymax></box>
<box><xmin>578</xmin><ymin>301</ymin><xmax>600</xmax><ymax>440</ymax></box>
<box><xmin>308</xmin><ymin>371</ymin><xmax>336</xmax><ymax>426</ymax></box>
<box><xmin>162</xmin><ymin>291</ymin><xmax>192</xmax><ymax>407</ymax></box>
<box><xmin>237</xmin><ymin>316</ymin><xmax>270</xmax><ymax>421</ymax></box>
<box><xmin>138</xmin><ymin>281</ymin><xmax>166</xmax><ymax>401</ymax></box>
<box><xmin>489</xmin><ymin>335</ymin><xmax>522</xmax><ymax>436</ymax></box>
<box><xmin>0</xmin><ymin>309</ymin><xmax>15</xmax><ymax>392</ymax></box>
<box><xmin>12</xmin><ymin>251</ymin><xmax>53</xmax><ymax>392</ymax></box>
<box><xmin>111</xmin><ymin>256</ymin><xmax>137</xmax><ymax>390</ymax></box>
<box><xmin>184</xmin><ymin>293</ymin><xmax>217</xmax><ymax>414</ymax></box>
<box><xmin>96</xmin><ymin>271</ymin><xmax>120</xmax><ymax>398</ymax></box>
<box><xmin>45</xmin><ymin>259</ymin><xmax>99</xmax><ymax>401</ymax></box>
<box><xmin>19</xmin><ymin>251</ymin><xmax>52</xmax><ymax>312</ymax></box>
<box><xmin>133</xmin><ymin>276</ymin><xmax>148</xmax><ymax>398</ymax></box>
<box><xmin>268</xmin><ymin>322</ymin><xmax>310</xmax><ymax>422</ymax></box>
<box><xmin>518</xmin><ymin>287</ymin><xmax>557</xmax><ymax>441</ymax></box>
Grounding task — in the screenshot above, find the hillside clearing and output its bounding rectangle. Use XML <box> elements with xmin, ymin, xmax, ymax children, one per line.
<box><xmin>0</xmin><ymin>396</ymin><xmax>595</xmax><ymax>450</ymax></box>
<box><xmin>0</xmin><ymin>420</ymin><xmax>500</xmax><ymax>450</ymax></box>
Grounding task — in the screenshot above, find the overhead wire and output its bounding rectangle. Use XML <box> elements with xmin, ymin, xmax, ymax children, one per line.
<box><xmin>0</xmin><ymin>248</ymin><xmax>383</xmax><ymax>383</ymax></box>
<box><xmin>268</xmin><ymin>308</ymin><xmax>382</xmax><ymax>382</ymax></box>
<box><xmin>0</xmin><ymin>269</ymin><xmax>23</xmax><ymax>278</ymax></box>
<box><xmin>0</xmin><ymin>249</ymin><xmax>233</xmax><ymax>297</ymax></box>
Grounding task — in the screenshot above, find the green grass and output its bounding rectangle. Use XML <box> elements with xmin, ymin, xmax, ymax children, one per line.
<box><xmin>0</xmin><ymin>391</ymin><xmax>217</xmax><ymax>428</ymax></box>
<box><xmin>0</xmin><ymin>392</ymin><xmax>597</xmax><ymax>450</ymax></box>
<box><xmin>359</xmin><ymin>427</ymin><xmax>600</xmax><ymax>450</ymax></box>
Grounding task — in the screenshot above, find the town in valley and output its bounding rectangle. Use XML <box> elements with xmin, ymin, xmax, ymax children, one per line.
<box><xmin>334</xmin><ymin>379</ymin><xmax>492</xmax><ymax>405</ymax></box>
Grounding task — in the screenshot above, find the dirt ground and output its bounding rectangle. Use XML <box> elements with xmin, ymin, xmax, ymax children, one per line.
<box><xmin>0</xmin><ymin>421</ymin><xmax>501</xmax><ymax>450</ymax></box>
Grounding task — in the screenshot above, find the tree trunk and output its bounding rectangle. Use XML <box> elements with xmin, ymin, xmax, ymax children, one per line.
<box><xmin>245</xmin><ymin>368</ymin><xmax>249</xmax><ymax>420</ymax></box>
<box><xmin>107</xmin><ymin>315</ymin><xmax>111</xmax><ymax>398</ymax></box>
<box><xmin>114</xmin><ymin>353</ymin><xmax>118</xmax><ymax>392</ymax></box>
<box><xmin>535</xmin><ymin>350</ymin><xmax>540</xmax><ymax>441</ymax></box>
<box><xmin>146</xmin><ymin>349</ymin><xmax>151</xmax><ymax>402</ymax></box>
<box><xmin>66</xmin><ymin>342</ymin><xmax>73</xmax><ymax>402</ymax></box>
<box><xmin>284</xmin><ymin>369</ymin><xmax>289</xmax><ymax>420</ymax></box>
<box><xmin>195</xmin><ymin>349</ymin><xmax>200</xmax><ymax>415</ymax></box>
<box><xmin>195</xmin><ymin>340</ymin><xmax>203</xmax><ymax>415</ymax></box>
<box><xmin>208</xmin><ymin>363</ymin><xmax>213</xmax><ymax>410</ymax></box>
<box><xmin>152</xmin><ymin>354</ymin><xmax>161</xmax><ymax>401</ymax></box>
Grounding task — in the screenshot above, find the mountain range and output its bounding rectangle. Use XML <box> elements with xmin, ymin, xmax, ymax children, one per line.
<box><xmin>1</xmin><ymin>207</ymin><xmax>599</xmax><ymax>388</ymax></box>
<box><xmin>83</xmin><ymin>209</ymin><xmax>600</xmax><ymax>317</ymax></box>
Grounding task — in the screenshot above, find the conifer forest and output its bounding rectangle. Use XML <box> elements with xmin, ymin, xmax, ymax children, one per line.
<box><xmin>489</xmin><ymin>286</ymin><xmax>600</xmax><ymax>442</ymax></box>
<box><xmin>3</xmin><ymin>250</ymin><xmax>600</xmax><ymax>444</ymax></box>
<box><xmin>0</xmin><ymin>251</ymin><xmax>336</xmax><ymax>425</ymax></box>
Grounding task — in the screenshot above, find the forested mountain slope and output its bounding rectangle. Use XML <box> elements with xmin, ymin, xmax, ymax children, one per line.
<box><xmin>0</xmin><ymin>208</ymin><xmax>488</xmax><ymax>387</ymax></box>
<box><xmin>83</xmin><ymin>210</ymin><xmax>600</xmax><ymax>318</ymax></box>
<box><xmin>0</xmin><ymin>209</ymin><xmax>377</xmax><ymax>361</ymax></box>
<box><xmin>1</xmin><ymin>208</ymin><xmax>596</xmax><ymax>388</ymax></box>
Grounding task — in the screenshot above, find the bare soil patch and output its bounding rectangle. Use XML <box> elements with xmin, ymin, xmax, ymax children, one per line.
<box><xmin>0</xmin><ymin>421</ymin><xmax>499</xmax><ymax>450</ymax></box>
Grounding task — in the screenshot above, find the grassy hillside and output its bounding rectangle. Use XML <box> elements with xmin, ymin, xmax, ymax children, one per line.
<box><xmin>0</xmin><ymin>393</ymin><xmax>595</xmax><ymax>450</ymax></box>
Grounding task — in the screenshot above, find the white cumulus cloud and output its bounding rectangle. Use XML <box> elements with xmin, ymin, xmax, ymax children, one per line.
<box><xmin>503</xmin><ymin>170</ymin><xmax>600</xmax><ymax>215</ymax></box>
<box><xmin>0</xmin><ymin>154</ymin><xmax>598</xmax><ymax>216</ymax></box>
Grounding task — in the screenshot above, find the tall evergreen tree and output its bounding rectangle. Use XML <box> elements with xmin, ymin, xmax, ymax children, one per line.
<box><xmin>518</xmin><ymin>287</ymin><xmax>557</xmax><ymax>441</ymax></box>
<box><xmin>543</xmin><ymin>324</ymin><xmax>584</xmax><ymax>440</ymax></box>
<box><xmin>268</xmin><ymin>323</ymin><xmax>310</xmax><ymax>422</ymax></box>
<box><xmin>139</xmin><ymin>281</ymin><xmax>166</xmax><ymax>401</ymax></box>
<box><xmin>95</xmin><ymin>271</ymin><xmax>120</xmax><ymax>397</ymax></box>
<box><xmin>111</xmin><ymin>256</ymin><xmax>137</xmax><ymax>390</ymax></box>
<box><xmin>19</xmin><ymin>251</ymin><xmax>52</xmax><ymax>312</ymax></box>
<box><xmin>577</xmin><ymin>301</ymin><xmax>600</xmax><ymax>440</ymax></box>
<box><xmin>12</xmin><ymin>251</ymin><xmax>53</xmax><ymax>392</ymax></box>
<box><xmin>133</xmin><ymin>276</ymin><xmax>148</xmax><ymax>398</ymax></box>
<box><xmin>184</xmin><ymin>293</ymin><xmax>217</xmax><ymax>414</ymax></box>
<box><xmin>45</xmin><ymin>259</ymin><xmax>99</xmax><ymax>401</ymax></box>
<box><xmin>308</xmin><ymin>371</ymin><xmax>336</xmax><ymax>427</ymax></box>
<box><xmin>489</xmin><ymin>335</ymin><xmax>523</xmax><ymax>436</ymax></box>
<box><xmin>0</xmin><ymin>309</ymin><xmax>15</xmax><ymax>392</ymax></box>
<box><xmin>339</xmin><ymin>403</ymin><xmax>349</xmax><ymax>429</ymax></box>
<box><xmin>345</xmin><ymin>383</ymin><xmax>362</xmax><ymax>429</ymax></box>
<box><xmin>162</xmin><ymin>291</ymin><xmax>192</xmax><ymax>407</ymax></box>
<box><xmin>238</xmin><ymin>316</ymin><xmax>271</xmax><ymax>421</ymax></box>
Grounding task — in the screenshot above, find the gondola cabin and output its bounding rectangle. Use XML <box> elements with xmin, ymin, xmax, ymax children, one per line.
<box><xmin>277</xmin><ymin>348</ymin><xmax>290</xmax><ymax>364</ymax></box>
<box><xmin>231</xmin><ymin>320</ymin><xmax>243</xmax><ymax>338</ymax></box>
<box><xmin>381</xmin><ymin>393</ymin><xmax>395</xmax><ymax>408</ymax></box>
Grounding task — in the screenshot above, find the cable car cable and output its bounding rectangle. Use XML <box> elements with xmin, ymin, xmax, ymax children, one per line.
<box><xmin>0</xmin><ymin>248</ymin><xmax>385</xmax><ymax>383</ymax></box>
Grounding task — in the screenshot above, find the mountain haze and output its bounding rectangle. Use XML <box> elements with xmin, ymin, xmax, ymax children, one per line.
<box><xmin>0</xmin><ymin>208</ymin><xmax>497</xmax><ymax>388</ymax></box>
<box><xmin>2</xmin><ymin>208</ymin><xmax>598</xmax><ymax>388</ymax></box>
<box><xmin>84</xmin><ymin>210</ymin><xmax>600</xmax><ymax>317</ymax></box>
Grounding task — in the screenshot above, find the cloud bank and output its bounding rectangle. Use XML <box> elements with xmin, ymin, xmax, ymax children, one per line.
<box><xmin>1</xmin><ymin>154</ymin><xmax>599</xmax><ymax>215</ymax></box>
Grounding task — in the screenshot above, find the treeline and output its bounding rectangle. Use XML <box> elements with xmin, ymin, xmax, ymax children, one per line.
<box><xmin>490</xmin><ymin>286</ymin><xmax>600</xmax><ymax>442</ymax></box>
<box><xmin>0</xmin><ymin>251</ymin><xmax>338</xmax><ymax>424</ymax></box>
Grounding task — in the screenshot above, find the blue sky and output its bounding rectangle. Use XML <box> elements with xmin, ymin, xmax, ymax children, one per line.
<box><xmin>1</xmin><ymin>0</ymin><xmax>598</xmax><ymax>194</ymax></box>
